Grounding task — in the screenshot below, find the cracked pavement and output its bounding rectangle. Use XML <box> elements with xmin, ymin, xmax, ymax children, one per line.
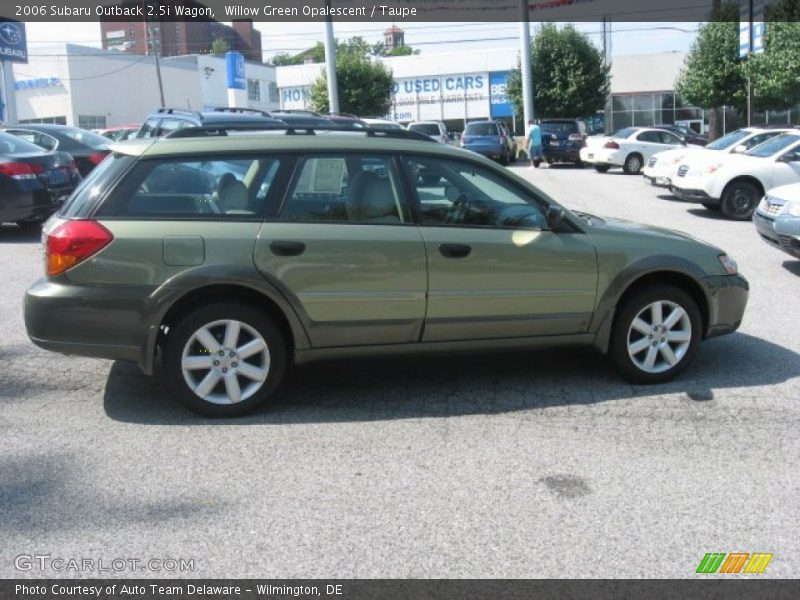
<box><xmin>1</xmin><ymin>163</ymin><xmax>798</xmax><ymax>578</ymax></box>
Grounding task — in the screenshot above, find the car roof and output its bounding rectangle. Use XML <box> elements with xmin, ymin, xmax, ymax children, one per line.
<box><xmin>112</xmin><ymin>131</ymin><xmax>472</xmax><ymax>158</ymax></box>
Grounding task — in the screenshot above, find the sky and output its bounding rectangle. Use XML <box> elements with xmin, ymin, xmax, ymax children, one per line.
<box><xmin>23</xmin><ymin>21</ymin><xmax>698</xmax><ymax>61</ymax></box>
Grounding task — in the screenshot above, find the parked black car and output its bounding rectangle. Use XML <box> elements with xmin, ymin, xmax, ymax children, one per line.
<box><xmin>1</xmin><ymin>124</ymin><xmax>111</xmax><ymax>177</ymax></box>
<box><xmin>654</xmin><ymin>124</ymin><xmax>708</xmax><ymax>147</ymax></box>
<box><xmin>135</xmin><ymin>107</ymin><xmax>286</xmax><ymax>139</ymax></box>
<box><xmin>0</xmin><ymin>131</ymin><xmax>81</xmax><ymax>228</ymax></box>
<box><xmin>540</xmin><ymin>119</ymin><xmax>590</xmax><ymax>166</ymax></box>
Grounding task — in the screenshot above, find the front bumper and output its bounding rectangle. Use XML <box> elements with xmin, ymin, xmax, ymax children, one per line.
<box><xmin>670</xmin><ymin>185</ymin><xmax>716</xmax><ymax>204</ymax></box>
<box><xmin>703</xmin><ymin>274</ymin><xmax>749</xmax><ymax>339</ymax></box>
<box><xmin>754</xmin><ymin>211</ymin><xmax>800</xmax><ymax>258</ymax></box>
<box><xmin>24</xmin><ymin>278</ymin><xmax>156</xmax><ymax>372</ymax></box>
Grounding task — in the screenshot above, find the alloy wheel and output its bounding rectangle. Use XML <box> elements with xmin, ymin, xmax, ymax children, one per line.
<box><xmin>626</xmin><ymin>300</ymin><xmax>692</xmax><ymax>374</ymax></box>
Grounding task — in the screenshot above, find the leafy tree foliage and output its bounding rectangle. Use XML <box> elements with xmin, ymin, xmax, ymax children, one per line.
<box><xmin>209</xmin><ymin>37</ymin><xmax>230</xmax><ymax>55</ymax></box>
<box><xmin>309</xmin><ymin>39</ymin><xmax>394</xmax><ymax>116</ymax></box>
<box><xmin>507</xmin><ymin>24</ymin><xmax>609</xmax><ymax>119</ymax></box>
<box><xmin>675</xmin><ymin>4</ymin><xmax>747</xmax><ymax>113</ymax></box>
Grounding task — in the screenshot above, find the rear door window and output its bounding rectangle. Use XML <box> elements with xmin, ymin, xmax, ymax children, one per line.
<box><xmin>465</xmin><ymin>123</ymin><xmax>499</xmax><ymax>136</ymax></box>
<box><xmin>60</xmin><ymin>153</ymin><xmax>135</xmax><ymax>218</ymax></box>
<box><xmin>280</xmin><ymin>154</ymin><xmax>410</xmax><ymax>224</ymax></box>
<box><xmin>96</xmin><ymin>157</ymin><xmax>282</xmax><ymax>219</ymax></box>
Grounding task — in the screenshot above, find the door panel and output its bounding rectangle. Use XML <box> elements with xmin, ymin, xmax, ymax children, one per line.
<box><xmin>421</xmin><ymin>227</ymin><xmax>598</xmax><ymax>341</ymax></box>
<box><xmin>254</xmin><ymin>223</ymin><xmax>427</xmax><ymax>347</ymax></box>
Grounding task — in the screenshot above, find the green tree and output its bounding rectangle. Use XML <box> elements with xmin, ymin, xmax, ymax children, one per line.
<box><xmin>209</xmin><ymin>37</ymin><xmax>230</xmax><ymax>55</ymax></box>
<box><xmin>747</xmin><ymin>0</ymin><xmax>800</xmax><ymax>112</ymax></box>
<box><xmin>675</xmin><ymin>4</ymin><xmax>747</xmax><ymax>115</ymax></box>
<box><xmin>309</xmin><ymin>38</ymin><xmax>394</xmax><ymax>116</ymax></box>
<box><xmin>507</xmin><ymin>24</ymin><xmax>609</xmax><ymax>119</ymax></box>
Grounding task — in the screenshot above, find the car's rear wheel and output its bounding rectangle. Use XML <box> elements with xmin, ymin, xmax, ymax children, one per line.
<box><xmin>164</xmin><ymin>303</ymin><xmax>288</xmax><ymax>417</ymax></box>
<box><xmin>720</xmin><ymin>181</ymin><xmax>760</xmax><ymax>220</ymax></box>
<box><xmin>623</xmin><ymin>153</ymin><xmax>644</xmax><ymax>175</ymax></box>
<box><xmin>610</xmin><ymin>286</ymin><xmax>701</xmax><ymax>384</ymax></box>
<box><xmin>594</xmin><ymin>165</ymin><xmax>610</xmax><ymax>173</ymax></box>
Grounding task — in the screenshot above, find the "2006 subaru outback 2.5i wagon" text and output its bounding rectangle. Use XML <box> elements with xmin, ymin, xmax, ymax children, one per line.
<box><xmin>24</xmin><ymin>125</ymin><xmax>749</xmax><ymax>416</ymax></box>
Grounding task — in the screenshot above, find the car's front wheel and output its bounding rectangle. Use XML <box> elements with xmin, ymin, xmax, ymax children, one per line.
<box><xmin>163</xmin><ymin>303</ymin><xmax>288</xmax><ymax>417</ymax></box>
<box><xmin>610</xmin><ymin>286</ymin><xmax>701</xmax><ymax>384</ymax></box>
<box><xmin>720</xmin><ymin>181</ymin><xmax>760</xmax><ymax>220</ymax></box>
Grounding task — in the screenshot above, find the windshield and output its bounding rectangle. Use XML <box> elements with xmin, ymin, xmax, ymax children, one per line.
<box><xmin>0</xmin><ymin>131</ymin><xmax>46</xmax><ymax>154</ymax></box>
<box><xmin>465</xmin><ymin>123</ymin><xmax>499</xmax><ymax>136</ymax></box>
<box><xmin>746</xmin><ymin>134</ymin><xmax>800</xmax><ymax>157</ymax></box>
<box><xmin>611</xmin><ymin>127</ymin><xmax>637</xmax><ymax>139</ymax></box>
<box><xmin>706</xmin><ymin>129</ymin><xmax>751</xmax><ymax>151</ymax></box>
<box><xmin>61</xmin><ymin>128</ymin><xmax>111</xmax><ymax>150</ymax></box>
<box><xmin>408</xmin><ymin>123</ymin><xmax>441</xmax><ymax>136</ymax></box>
<box><xmin>541</xmin><ymin>121</ymin><xmax>578</xmax><ymax>133</ymax></box>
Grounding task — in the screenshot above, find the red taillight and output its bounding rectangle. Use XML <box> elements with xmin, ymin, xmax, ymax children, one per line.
<box><xmin>87</xmin><ymin>152</ymin><xmax>108</xmax><ymax>166</ymax></box>
<box><xmin>46</xmin><ymin>220</ymin><xmax>113</xmax><ymax>276</ymax></box>
<box><xmin>0</xmin><ymin>161</ymin><xmax>45</xmax><ymax>179</ymax></box>
<box><xmin>604</xmin><ymin>140</ymin><xmax>620</xmax><ymax>149</ymax></box>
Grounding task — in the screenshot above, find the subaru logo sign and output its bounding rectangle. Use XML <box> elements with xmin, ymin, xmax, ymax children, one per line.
<box><xmin>226</xmin><ymin>51</ymin><xmax>246</xmax><ymax>90</ymax></box>
<box><xmin>0</xmin><ymin>20</ymin><xmax>27</xmax><ymax>63</ymax></box>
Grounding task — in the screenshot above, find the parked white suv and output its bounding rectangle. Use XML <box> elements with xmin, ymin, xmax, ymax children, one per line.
<box><xmin>580</xmin><ymin>127</ymin><xmax>686</xmax><ymax>174</ymax></box>
<box><xmin>643</xmin><ymin>127</ymin><xmax>791</xmax><ymax>188</ymax></box>
<box><xmin>671</xmin><ymin>132</ymin><xmax>800</xmax><ymax>220</ymax></box>
<box><xmin>407</xmin><ymin>121</ymin><xmax>450</xmax><ymax>144</ymax></box>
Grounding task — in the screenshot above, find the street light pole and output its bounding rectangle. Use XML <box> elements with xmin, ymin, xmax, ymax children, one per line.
<box><xmin>323</xmin><ymin>0</ymin><xmax>339</xmax><ymax>113</ymax></box>
<box><xmin>519</xmin><ymin>0</ymin><xmax>534</xmax><ymax>127</ymax></box>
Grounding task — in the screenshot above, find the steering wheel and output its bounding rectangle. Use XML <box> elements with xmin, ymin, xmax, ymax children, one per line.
<box><xmin>445</xmin><ymin>195</ymin><xmax>470</xmax><ymax>224</ymax></box>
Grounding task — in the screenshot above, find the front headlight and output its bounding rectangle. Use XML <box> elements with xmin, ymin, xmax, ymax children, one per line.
<box><xmin>718</xmin><ymin>254</ymin><xmax>738</xmax><ymax>275</ymax></box>
<box><xmin>781</xmin><ymin>200</ymin><xmax>800</xmax><ymax>217</ymax></box>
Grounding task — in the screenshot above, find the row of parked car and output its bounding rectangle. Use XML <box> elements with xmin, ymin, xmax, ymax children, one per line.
<box><xmin>578</xmin><ymin>122</ymin><xmax>800</xmax><ymax>261</ymax></box>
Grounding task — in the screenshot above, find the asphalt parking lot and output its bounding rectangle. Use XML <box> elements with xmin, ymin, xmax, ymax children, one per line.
<box><xmin>1</xmin><ymin>162</ymin><xmax>798</xmax><ymax>579</ymax></box>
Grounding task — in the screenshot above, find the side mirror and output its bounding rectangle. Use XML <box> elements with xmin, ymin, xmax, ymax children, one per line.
<box><xmin>732</xmin><ymin>144</ymin><xmax>747</xmax><ymax>154</ymax></box>
<box><xmin>546</xmin><ymin>205</ymin><xmax>565</xmax><ymax>230</ymax></box>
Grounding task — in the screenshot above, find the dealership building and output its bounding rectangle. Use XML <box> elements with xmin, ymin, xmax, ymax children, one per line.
<box><xmin>7</xmin><ymin>43</ymin><xmax>797</xmax><ymax>134</ymax></box>
<box><xmin>9</xmin><ymin>44</ymin><xmax>280</xmax><ymax>129</ymax></box>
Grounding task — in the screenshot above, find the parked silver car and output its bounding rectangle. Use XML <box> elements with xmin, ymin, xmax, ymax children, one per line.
<box><xmin>753</xmin><ymin>182</ymin><xmax>800</xmax><ymax>259</ymax></box>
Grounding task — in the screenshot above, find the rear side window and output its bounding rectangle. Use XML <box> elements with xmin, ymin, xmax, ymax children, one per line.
<box><xmin>280</xmin><ymin>154</ymin><xmax>409</xmax><ymax>224</ymax></box>
<box><xmin>59</xmin><ymin>153</ymin><xmax>135</xmax><ymax>219</ymax></box>
<box><xmin>96</xmin><ymin>157</ymin><xmax>281</xmax><ymax>219</ymax></box>
<box><xmin>60</xmin><ymin>128</ymin><xmax>110</xmax><ymax>150</ymax></box>
<box><xmin>0</xmin><ymin>131</ymin><xmax>46</xmax><ymax>153</ymax></box>
<box><xmin>3</xmin><ymin>129</ymin><xmax>58</xmax><ymax>151</ymax></box>
<box><xmin>465</xmin><ymin>123</ymin><xmax>499</xmax><ymax>136</ymax></box>
<box><xmin>136</xmin><ymin>118</ymin><xmax>160</xmax><ymax>139</ymax></box>
<box><xmin>637</xmin><ymin>131</ymin><xmax>661</xmax><ymax>143</ymax></box>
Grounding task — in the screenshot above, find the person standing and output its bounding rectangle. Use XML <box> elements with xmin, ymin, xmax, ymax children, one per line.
<box><xmin>526</xmin><ymin>120</ymin><xmax>545</xmax><ymax>168</ymax></box>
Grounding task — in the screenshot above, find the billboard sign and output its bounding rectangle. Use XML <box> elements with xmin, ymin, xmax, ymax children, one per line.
<box><xmin>225</xmin><ymin>51</ymin><xmax>246</xmax><ymax>90</ymax></box>
<box><xmin>489</xmin><ymin>71</ymin><xmax>513</xmax><ymax>118</ymax></box>
<box><xmin>0</xmin><ymin>20</ymin><xmax>27</xmax><ymax>63</ymax></box>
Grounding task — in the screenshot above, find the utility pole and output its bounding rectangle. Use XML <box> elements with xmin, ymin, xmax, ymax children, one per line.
<box><xmin>145</xmin><ymin>2</ymin><xmax>166</xmax><ymax>108</ymax></box>
<box><xmin>323</xmin><ymin>0</ymin><xmax>339</xmax><ymax>113</ymax></box>
<box><xmin>519</xmin><ymin>0</ymin><xmax>534</xmax><ymax>127</ymax></box>
<box><xmin>602</xmin><ymin>17</ymin><xmax>612</xmax><ymax>133</ymax></box>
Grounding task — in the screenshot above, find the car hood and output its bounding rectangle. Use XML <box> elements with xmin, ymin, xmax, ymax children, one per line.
<box><xmin>766</xmin><ymin>182</ymin><xmax>800</xmax><ymax>202</ymax></box>
<box><xmin>651</xmin><ymin>147</ymin><xmax>708</xmax><ymax>163</ymax></box>
<box><xmin>578</xmin><ymin>212</ymin><xmax>719</xmax><ymax>248</ymax></box>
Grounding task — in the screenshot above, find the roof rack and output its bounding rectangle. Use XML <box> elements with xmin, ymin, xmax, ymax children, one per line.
<box><xmin>271</xmin><ymin>109</ymin><xmax>322</xmax><ymax>117</ymax></box>
<box><xmin>155</xmin><ymin>107</ymin><xmax>203</xmax><ymax>119</ymax></box>
<box><xmin>208</xmin><ymin>106</ymin><xmax>273</xmax><ymax>117</ymax></box>
<box><xmin>165</xmin><ymin>123</ymin><xmax>437</xmax><ymax>142</ymax></box>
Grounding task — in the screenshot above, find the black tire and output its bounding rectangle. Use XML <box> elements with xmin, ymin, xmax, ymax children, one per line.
<box><xmin>594</xmin><ymin>164</ymin><xmax>610</xmax><ymax>173</ymax></box>
<box><xmin>701</xmin><ymin>203</ymin><xmax>721</xmax><ymax>211</ymax></box>
<box><xmin>623</xmin><ymin>153</ymin><xmax>644</xmax><ymax>175</ymax></box>
<box><xmin>575</xmin><ymin>159</ymin><xmax>584</xmax><ymax>168</ymax></box>
<box><xmin>499</xmin><ymin>151</ymin><xmax>509</xmax><ymax>166</ymax></box>
<box><xmin>720</xmin><ymin>181</ymin><xmax>761</xmax><ymax>220</ymax></box>
<box><xmin>610</xmin><ymin>285</ymin><xmax>702</xmax><ymax>384</ymax></box>
<box><xmin>163</xmin><ymin>302</ymin><xmax>288</xmax><ymax>417</ymax></box>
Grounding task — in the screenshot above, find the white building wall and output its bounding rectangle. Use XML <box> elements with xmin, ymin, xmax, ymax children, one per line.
<box><xmin>11</xmin><ymin>44</ymin><xmax>279</xmax><ymax>128</ymax></box>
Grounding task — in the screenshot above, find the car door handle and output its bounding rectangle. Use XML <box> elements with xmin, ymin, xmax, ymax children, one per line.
<box><xmin>439</xmin><ymin>243</ymin><xmax>472</xmax><ymax>259</ymax></box>
<box><xmin>269</xmin><ymin>241</ymin><xmax>306</xmax><ymax>257</ymax></box>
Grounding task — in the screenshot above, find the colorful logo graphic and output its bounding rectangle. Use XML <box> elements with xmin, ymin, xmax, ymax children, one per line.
<box><xmin>696</xmin><ymin>552</ymin><xmax>773</xmax><ymax>574</ymax></box>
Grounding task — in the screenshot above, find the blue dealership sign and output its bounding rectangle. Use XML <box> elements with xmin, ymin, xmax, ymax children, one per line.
<box><xmin>489</xmin><ymin>71</ymin><xmax>513</xmax><ymax>118</ymax></box>
<box><xmin>226</xmin><ymin>51</ymin><xmax>246</xmax><ymax>90</ymax></box>
<box><xmin>0</xmin><ymin>20</ymin><xmax>27</xmax><ymax>63</ymax></box>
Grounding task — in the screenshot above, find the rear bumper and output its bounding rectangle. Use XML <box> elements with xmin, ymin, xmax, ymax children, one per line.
<box><xmin>543</xmin><ymin>146</ymin><xmax>582</xmax><ymax>162</ymax></box>
<box><xmin>463</xmin><ymin>144</ymin><xmax>505</xmax><ymax>158</ymax></box>
<box><xmin>703</xmin><ymin>274</ymin><xmax>749</xmax><ymax>339</ymax></box>
<box><xmin>24</xmin><ymin>278</ymin><xmax>155</xmax><ymax>372</ymax></box>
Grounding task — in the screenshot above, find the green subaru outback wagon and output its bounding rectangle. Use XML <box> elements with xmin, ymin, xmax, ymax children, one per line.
<box><xmin>24</xmin><ymin>127</ymin><xmax>748</xmax><ymax>416</ymax></box>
